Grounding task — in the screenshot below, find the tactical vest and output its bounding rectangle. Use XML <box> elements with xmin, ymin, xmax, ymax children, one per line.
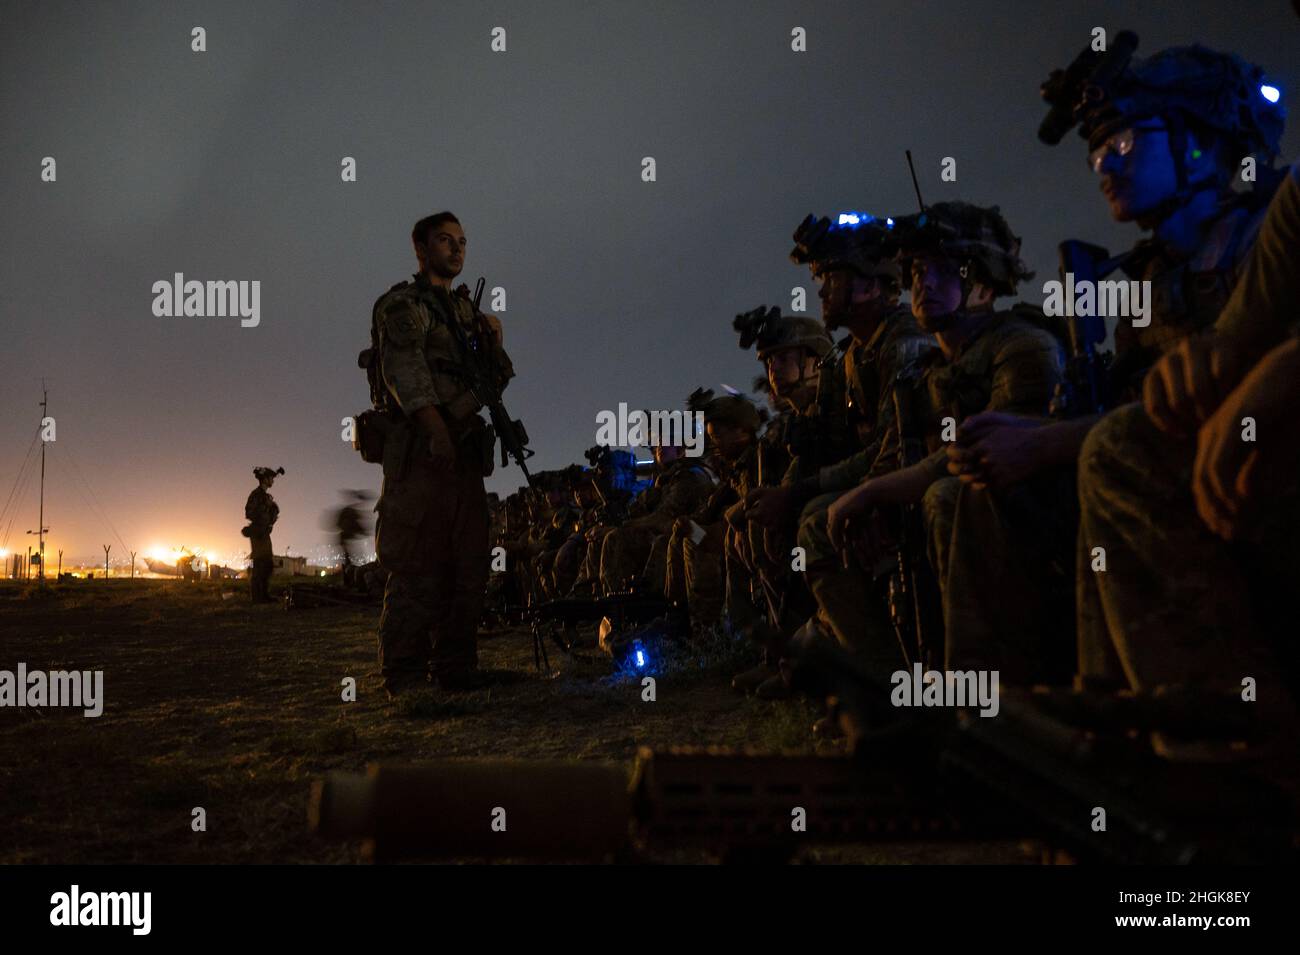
<box><xmin>1108</xmin><ymin>191</ymin><xmax>1273</xmax><ymax>387</ymax></box>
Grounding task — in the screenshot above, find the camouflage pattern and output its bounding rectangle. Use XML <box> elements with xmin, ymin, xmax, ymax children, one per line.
<box><xmin>1076</xmin><ymin>168</ymin><xmax>1300</xmax><ymax>701</ymax></box>
<box><xmin>1076</xmin><ymin>402</ymin><xmax>1298</xmax><ymax>702</ymax></box>
<box><xmin>811</xmin><ymin>307</ymin><xmax>934</xmax><ymax>492</ymax></box>
<box><xmin>664</xmin><ymin>442</ymin><xmax>757</xmax><ymax>623</ymax></box>
<box><xmin>893</xmin><ymin>202</ymin><xmax>1034</xmax><ymax>297</ymax></box>
<box><xmin>374</xmin><ymin>273</ymin><xmax>514</xmax><ymax>424</ymax></box>
<box><xmin>804</xmin><ymin>308</ymin><xmax>1064</xmax><ymax>666</ymax></box>
<box><xmin>599</xmin><ymin>458</ymin><xmax>714</xmax><ymax>593</ymax></box>
<box><xmin>372</xmin><ymin>271</ymin><xmax>514</xmax><ymax>691</ymax></box>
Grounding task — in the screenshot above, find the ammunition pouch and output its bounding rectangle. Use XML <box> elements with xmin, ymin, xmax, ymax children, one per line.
<box><xmin>470</xmin><ymin>423</ymin><xmax>497</xmax><ymax>478</ymax></box>
<box><xmin>354</xmin><ymin>408</ymin><xmax>398</xmax><ymax>465</ymax></box>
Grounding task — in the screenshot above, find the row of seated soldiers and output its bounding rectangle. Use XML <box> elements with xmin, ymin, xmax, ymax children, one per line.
<box><xmin>489</xmin><ymin>37</ymin><xmax>1300</xmax><ymax>745</ymax></box>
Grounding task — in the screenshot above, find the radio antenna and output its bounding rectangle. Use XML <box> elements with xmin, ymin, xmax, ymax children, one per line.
<box><xmin>905</xmin><ymin>150</ymin><xmax>926</xmax><ymax>213</ymax></box>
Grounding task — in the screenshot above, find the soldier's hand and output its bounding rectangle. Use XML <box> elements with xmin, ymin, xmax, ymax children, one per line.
<box><xmin>482</xmin><ymin>312</ymin><xmax>504</xmax><ymax>347</ymax></box>
<box><xmin>744</xmin><ymin>486</ymin><xmax>795</xmax><ymax>527</ymax></box>
<box><xmin>951</xmin><ymin>418</ymin><xmax>1045</xmax><ymax>489</ymax></box>
<box><xmin>1144</xmin><ymin>334</ymin><xmax>1243</xmax><ymax>436</ymax></box>
<box><xmin>1192</xmin><ymin>338</ymin><xmax>1300</xmax><ymax>540</ymax></box>
<box><xmin>427</xmin><ymin>431</ymin><xmax>455</xmax><ymax>472</ymax></box>
<box><xmin>827</xmin><ymin>482</ymin><xmax>874</xmax><ymax>552</ymax></box>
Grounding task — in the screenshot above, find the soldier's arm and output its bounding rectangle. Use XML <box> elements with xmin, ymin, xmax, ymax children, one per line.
<box><xmin>378</xmin><ymin>296</ymin><xmax>454</xmax><ymax>450</ymax></box>
<box><xmin>987</xmin><ymin>328</ymin><xmax>1065</xmax><ymax>417</ymax></box>
<box><xmin>1214</xmin><ymin>164</ymin><xmax>1300</xmax><ymax>356</ymax></box>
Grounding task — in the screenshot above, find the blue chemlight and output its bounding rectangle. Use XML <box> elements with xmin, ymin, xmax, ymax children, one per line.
<box><xmin>1261</xmin><ymin>84</ymin><xmax>1281</xmax><ymax>104</ymax></box>
<box><xmin>886</xmin><ymin>217</ymin><xmax>895</xmax><ymax>228</ymax></box>
<box><xmin>834</xmin><ymin>211</ymin><xmax>877</xmax><ymax>229</ymax></box>
<box><xmin>635</xmin><ymin>648</ymin><xmax>646</xmax><ymax>668</ymax></box>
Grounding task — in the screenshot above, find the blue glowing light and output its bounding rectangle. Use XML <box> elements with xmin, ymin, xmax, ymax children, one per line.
<box><xmin>635</xmin><ymin>649</ymin><xmax>646</xmax><ymax>668</ymax></box>
<box><xmin>834</xmin><ymin>211</ymin><xmax>877</xmax><ymax>229</ymax></box>
<box><xmin>1261</xmin><ymin>84</ymin><xmax>1281</xmax><ymax>104</ymax></box>
<box><xmin>886</xmin><ymin>217</ymin><xmax>895</xmax><ymax>228</ymax></box>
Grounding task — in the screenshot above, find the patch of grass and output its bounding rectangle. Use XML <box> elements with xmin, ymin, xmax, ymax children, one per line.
<box><xmin>391</xmin><ymin>689</ymin><xmax>489</xmax><ymax>719</ymax></box>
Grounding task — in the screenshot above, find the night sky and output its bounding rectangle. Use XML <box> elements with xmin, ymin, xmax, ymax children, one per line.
<box><xmin>2</xmin><ymin>1</ymin><xmax>1296</xmax><ymax>562</ymax></box>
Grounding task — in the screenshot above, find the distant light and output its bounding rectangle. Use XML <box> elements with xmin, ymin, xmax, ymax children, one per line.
<box><xmin>1261</xmin><ymin>84</ymin><xmax>1280</xmax><ymax>104</ymax></box>
<box><xmin>320</xmin><ymin>571</ymin><xmax>326</xmax><ymax>577</ymax></box>
<box><xmin>635</xmin><ymin>648</ymin><xmax>646</xmax><ymax>668</ymax></box>
<box><xmin>886</xmin><ymin>217</ymin><xmax>895</xmax><ymax>228</ymax></box>
<box><xmin>837</xmin><ymin>213</ymin><xmax>860</xmax><ymax>226</ymax></box>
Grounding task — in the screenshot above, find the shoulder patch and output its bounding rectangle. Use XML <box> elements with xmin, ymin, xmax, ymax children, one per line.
<box><xmin>378</xmin><ymin>293</ymin><xmax>426</xmax><ymax>349</ymax></box>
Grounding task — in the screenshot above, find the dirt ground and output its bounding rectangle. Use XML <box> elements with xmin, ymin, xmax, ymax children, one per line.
<box><xmin>0</xmin><ymin>578</ymin><xmax>1031</xmax><ymax>864</ymax></box>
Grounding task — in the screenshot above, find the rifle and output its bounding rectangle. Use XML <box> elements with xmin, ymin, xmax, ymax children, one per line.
<box><xmin>450</xmin><ymin>277</ymin><xmax>537</xmax><ymax>487</ymax></box>
<box><xmin>882</xmin><ymin>373</ymin><xmax>941</xmax><ymax>670</ymax></box>
<box><xmin>308</xmin><ymin>639</ymin><xmax>1295</xmax><ymax>863</ymax></box>
<box><xmin>1049</xmin><ymin>240</ymin><xmax>1119</xmax><ymax>418</ymax></box>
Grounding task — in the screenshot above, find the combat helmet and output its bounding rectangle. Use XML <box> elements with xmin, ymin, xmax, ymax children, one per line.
<box><xmin>253</xmin><ymin>466</ymin><xmax>285</xmax><ymax>481</ymax></box>
<box><xmin>893</xmin><ymin>202</ymin><xmax>1033</xmax><ymax>297</ymax></box>
<box><xmin>733</xmin><ymin>305</ymin><xmax>833</xmax><ymax>360</ymax></box>
<box><xmin>791</xmin><ymin>212</ymin><xmax>903</xmax><ymax>285</ymax></box>
<box><xmin>688</xmin><ymin>387</ymin><xmax>763</xmax><ymax>434</ymax></box>
<box><xmin>1040</xmin><ymin>32</ymin><xmax>1285</xmax><ymax>170</ymax></box>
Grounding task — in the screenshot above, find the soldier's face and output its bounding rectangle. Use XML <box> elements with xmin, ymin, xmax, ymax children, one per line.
<box><xmin>910</xmin><ymin>254</ymin><xmax>964</xmax><ymax>329</ymax></box>
<box><xmin>816</xmin><ymin>268</ymin><xmax>877</xmax><ymax>329</ymax></box>
<box><xmin>1094</xmin><ymin>123</ymin><xmax>1178</xmax><ymax>223</ymax></box>
<box><xmin>653</xmin><ymin>444</ymin><xmax>683</xmax><ymax>466</ymax></box>
<box><xmin>706</xmin><ymin>421</ymin><xmax>751</xmax><ymax>461</ymax></box>
<box><xmin>419</xmin><ymin>222</ymin><xmax>467</xmax><ymax>279</ymax></box>
<box><xmin>764</xmin><ymin>347</ymin><xmax>802</xmax><ymax>396</ymax></box>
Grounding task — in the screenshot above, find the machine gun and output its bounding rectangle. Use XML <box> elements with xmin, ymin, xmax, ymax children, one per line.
<box><xmin>1049</xmin><ymin>240</ymin><xmax>1120</xmax><ymax>418</ymax></box>
<box><xmin>528</xmin><ymin>589</ymin><xmax>674</xmax><ymax>669</ymax></box>
<box><xmin>450</xmin><ymin>277</ymin><xmax>537</xmax><ymax>487</ymax></box>
<box><xmin>308</xmin><ymin>637</ymin><xmax>1295</xmax><ymax>863</ymax></box>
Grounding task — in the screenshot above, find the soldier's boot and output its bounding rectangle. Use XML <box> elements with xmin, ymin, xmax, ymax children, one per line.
<box><xmin>731</xmin><ymin>662</ymin><xmax>776</xmax><ymax>695</ymax></box>
<box><xmin>379</xmin><ymin>572</ymin><xmax>437</xmax><ymax>697</ymax></box>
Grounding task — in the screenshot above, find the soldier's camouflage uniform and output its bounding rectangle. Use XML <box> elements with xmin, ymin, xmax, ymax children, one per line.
<box><xmin>668</xmin><ymin>441</ymin><xmax>757</xmax><ymax>624</ymax></box>
<box><xmin>914</xmin><ymin>308</ymin><xmax>1070</xmax><ymax>681</ymax></box>
<box><xmin>794</xmin><ymin>308</ymin><xmax>936</xmax><ymax>662</ymax></box>
<box><xmin>599</xmin><ymin>458</ymin><xmax>714</xmax><ymax>594</ymax></box>
<box><xmin>244</xmin><ymin>485</ymin><xmax>279</xmax><ymax>602</ymax></box>
<box><xmin>1077</xmin><ymin>165</ymin><xmax>1300</xmax><ymax>703</ymax></box>
<box><xmin>372</xmin><ymin>272</ymin><xmax>514</xmax><ymax>691</ymax></box>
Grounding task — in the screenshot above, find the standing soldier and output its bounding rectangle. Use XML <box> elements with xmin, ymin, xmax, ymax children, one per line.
<box><xmin>334</xmin><ymin>489</ymin><xmax>373</xmax><ymax>573</ymax></box>
<box><xmin>243</xmin><ymin>466</ymin><xmax>284</xmax><ymax>603</ymax></box>
<box><xmin>366</xmin><ymin>211</ymin><xmax>514</xmax><ymax>696</ymax></box>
